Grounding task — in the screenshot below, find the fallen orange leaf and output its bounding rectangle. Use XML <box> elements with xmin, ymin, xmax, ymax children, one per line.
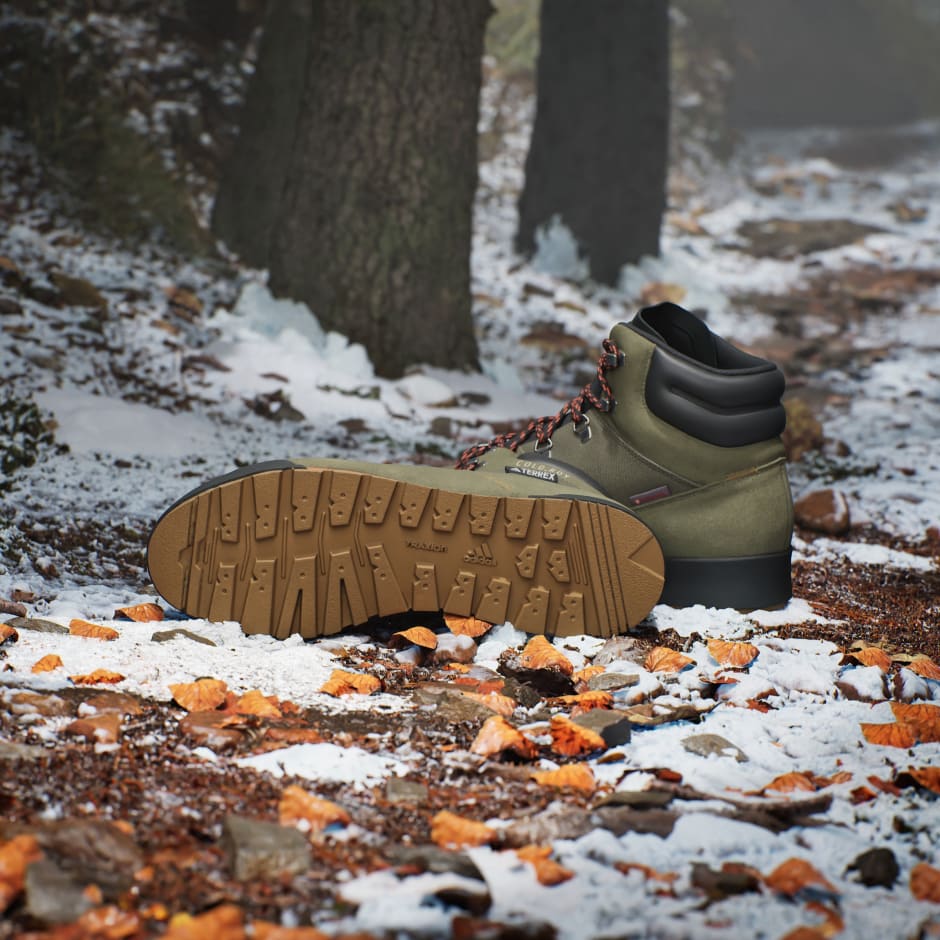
<box><xmin>0</xmin><ymin>623</ymin><xmax>17</xmax><ymax>645</ymax></box>
<box><xmin>430</xmin><ymin>810</ymin><xmax>496</xmax><ymax>850</ymax></box>
<box><xmin>170</xmin><ymin>678</ymin><xmax>229</xmax><ymax>712</ymax></box>
<box><xmin>444</xmin><ymin>614</ymin><xmax>493</xmax><ymax>638</ymax></box>
<box><xmin>549</xmin><ymin>715</ymin><xmax>606</xmax><ymax>756</ymax></box>
<box><xmin>548</xmin><ymin>690</ymin><xmax>613</xmax><ymax>711</ymax></box>
<box><xmin>77</xmin><ymin>905</ymin><xmax>141</xmax><ymax>939</ymax></box>
<box><xmin>70</xmin><ymin>669</ymin><xmax>125</xmax><ymax>686</ymax></box>
<box><xmin>32</xmin><ymin>653</ymin><xmax>64</xmax><ymax>674</ymax></box>
<box><xmin>765</xmin><ymin>858</ymin><xmax>837</xmax><ymax>897</ymax></box>
<box><xmin>644</xmin><ymin>646</ymin><xmax>694</xmax><ymax>673</ymax></box>
<box><xmin>515</xmin><ymin>845</ymin><xmax>574</xmax><ymax>886</ymax></box>
<box><xmin>252</xmin><ymin>923</ymin><xmax>329</xmax><ymax>940</ymax></box>
<box><xmin>320</xmin><ymin>669</ymin><xmax>382</xmax><ymax>697</ymax></box>
<box><xmin>531</xmin><ymin>764</ymin><xmax>595</xmax><ymax>792</ymax></box>
<box><xmin>846</xmin><ymin>647</ymin><xmax>892</xmax><ymax>671</ymax></box>
<box><xmin>391</xmin><ymin>626</ymin><xmax>438</xmax><ymax>649</ymax></box>
<box><xmin>163</xmin><ymin>904</ymin><xmax>244</xmax><ymax>940</ymax></box>
<box><xmin>471</xmin><ymin>715</ymin><xmax>538</xmax><ymax>760</ymax></box>
<box><xmin>519</xmin><ymin>635</ymin><xmax>573</xmax><ymax>675</ymax></box>
<box><xmin>69</xmin><ymin>619</ymin><xmax>119</xmax><ymax>641</ymax></box>
<box><xmin>615</xmin><ymin>862</ymin><xmax>679</xmax><ymax>884</ymax></box>
<box><xmin>763</xmin><ymin>772</ymin><xmax>818</xmax><ymax>794</ymax></box>
<box><xmin>233</xmin><ymin>690</ymin><xmax>282</xmax><ymax>719</ymax></box>
<box><xmin>461</xmin><ymin>690</ymin><xmax>516</xmax><ymax>717</ymax></box>
<box><xmin>890</xmin><ymin>702</ymin><xmax>940</xmax><ymax>743</ymax></box>
<box><xmin>444</xmin><ymin>663</ymin><xmax>473</xmax><ymax>673</ymax></box>
<box><xmin>707</xmin><ymin>639</ymin><xmax>759</xmax><ymax>668</ymax></box>
<box><xmin>860</xmin><ymin>721</ymin><xmax>917</xmax><ymax>748</ymax></box>
<box><xmin>279</xmin><ymin>785</ymin><xmax>350</xmax><ymax>833</ymax></box>
<box><xmin>261</xmin><ymin>727</ymin><xmax>324</xmax><ymax>747</ymax></box>
<box><xmin>911</xmin><ymin>862</ymin><xmax>940</xmax><ymax>902</ymax></box>
<box><xmin>908</xmin><ymin>655</ymin><xmax>940</xmax><ymax>681</ymax></box>
<box><xmin>902</xmin><ymin>766</ymin><xmax>940</xmax><ymax>795</ymax></box>
<box><xmin>65</xmin><ymin>713</ymin><xmax>122</xmax><ymax>744</ymax></box>
<box><xmin>0</xmin><ymin>834</ymin><xmax>41</xmax><ymax>913</ymax></box>
<box><xmin>114</xmin><ymin>603</ymin><xmax>164</xmax><ymax>623</ymax></box>
<box><xmin>572</xmin><ymin>665</ymin><xmax>605</xmax><ymax>685</ymax></box>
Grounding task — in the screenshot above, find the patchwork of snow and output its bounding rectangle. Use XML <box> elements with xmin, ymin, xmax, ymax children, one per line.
<box><xmin>238</xmin><ymin>743</ymin><xmax>408</xmax><ymax>790</ymax></box>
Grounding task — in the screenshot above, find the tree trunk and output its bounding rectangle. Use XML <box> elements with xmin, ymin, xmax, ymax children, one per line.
<box><xmin>266</xmin><ymin>0</ymin><xmax>488</xmax><ymax>378</ymax></box>
<box><xmin>517</xmin><ymin>0</ymin><xmax>669</xmax><ymax>286</ymax></box>
<box><xmin>211</xmin><ymin>0</ymin><xmax>313</xmax><ymax>267</ymax></box>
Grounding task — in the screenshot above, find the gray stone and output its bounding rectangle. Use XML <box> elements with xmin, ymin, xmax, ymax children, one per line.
<box><xmin>38</xmin><ymin>819</ymin><xmax>143</xmax><ymax>895</ymax></box>
<box><xmin>388</xmin><ymin>845</ymin><xmax>485</xmax><ymax>881</ymax></box>
<box><xmin>500</xmin><ymin>804</ymin><xmax>593</xmax><ymax>849</ymax></box>
<box><xmin>593</xmin><ymin>806</ymin><xmax>677</xmax><ymax>838</ymax></box>
<box><xmin>596</xmin><ymin>789</ymin><xmax>674</xmax><ymax>810</ymax></box>
<box><xmin>586</xmin><ymin>672</ymin><xmax>639</xmax><ymax>692</ymax></box>
<box><xmin>4</xmin><ymin>616</ymin><xmax>68</xmax><ymax>635</ymax></box>
<box><xmin>681</xmin><ymin>733</ymin><xmax>749</xmax><ymax>763</ymax></box>
<box><xmin>151</xmin><ymin>628</ymin><xmax>217</xmax><ymax>647</ymax></box>
<box><xmin>385</xmin><ymin>777</ymin><xmax>428</xmax><ymax>804</ymax></box>
<box><xmin>593</xmin><ymin>636</ymin><xmax>644</xmax><ymax>667</ymax></box>
<box><xmin>0</xmin><ymin>741</ymin><xmax>44</xmax><ymax>761</ymax></box>
<box><xmin>571</xmin><ymin>709</ymin><xmax>632</xmax><ymax>747</ymax></box>
<box><xmin>434</xmin><ymin>883</ymin><xmax>491</xmax><ymax>916</ymax></box>
<box><xmin>222</xmin><ymin>815</ymin><xmax>311</xmax><ymax>881</ymax></box>
<box><xmin>847</xmin><ymin>847</ymin><xmax>899</xmax><ymax>887</ymax></box>
<box><xmin>25</xmin><ymin>859</ymin><xmax>94</xmax><ymax>924</ymax></box>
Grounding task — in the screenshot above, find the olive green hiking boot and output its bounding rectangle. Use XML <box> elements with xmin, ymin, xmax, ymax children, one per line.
<box><xmin>456</xmin><ymin>302</ymin><xmax>794</xmax><ymax>610</ymax></box>
<box><xmin>148</xmin><ymin>458</ymin><xmax>664</xmax><ymax>639</ymax></box>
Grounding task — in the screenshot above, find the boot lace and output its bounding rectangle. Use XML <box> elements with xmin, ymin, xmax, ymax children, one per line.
<box><xmin>455</xmin><ymin>338</ymin><xmax>624</xmax><ymax>469</ymax></box>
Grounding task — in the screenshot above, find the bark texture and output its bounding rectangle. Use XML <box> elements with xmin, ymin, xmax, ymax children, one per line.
<box><xmin>267</xmin><ymin>0</ymin><xmax>488</xmax><ymax>377</ymax></box>
<box><xmin>517</xmin><ymin>0</ymin><xmax>669</xmax><ymax>286</ymax></box>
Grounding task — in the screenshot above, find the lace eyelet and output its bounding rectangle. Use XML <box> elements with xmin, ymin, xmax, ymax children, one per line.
<box><xmin>572</xmin><ymin>414</ymin><xmax>591</xmax><ymax>443</ymax></box>
<box><xmin>533</xmin><ymin>437</ymin><xmax>553</xmax><ymax>453</ymax></box>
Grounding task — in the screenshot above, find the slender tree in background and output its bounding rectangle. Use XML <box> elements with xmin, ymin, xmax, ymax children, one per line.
<box><xmin>517</xmin><ymin>0</ymin><xmax>669</xmax><ymax>286</ymax></box>
<box><xmin>213</xmin><ymin>0</ymin><xmax>489</xmax><ymax>378</ymax></box>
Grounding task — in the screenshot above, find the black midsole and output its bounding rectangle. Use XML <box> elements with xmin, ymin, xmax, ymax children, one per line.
<box><xmin>659</xmin><ymin>549</ymin><xmax>792</xmax><ymax>610</ymax></box>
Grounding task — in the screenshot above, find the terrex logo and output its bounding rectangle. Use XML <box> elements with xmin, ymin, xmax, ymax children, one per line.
<box><xmin>463</xmin><ymin>542</ymin><xmax>497</xmax><ymax>566</ymax></box>
<box><xmin>505</xmin><ymin>466</ymin><xmax>559</xmax><ymax>483</ymax></box>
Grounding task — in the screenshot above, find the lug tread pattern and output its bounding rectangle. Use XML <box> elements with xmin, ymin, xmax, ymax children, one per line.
<box><xmin>149</xmin><ymin>468</ymin><xmax>664</xmax><ymax>639</ymax></box>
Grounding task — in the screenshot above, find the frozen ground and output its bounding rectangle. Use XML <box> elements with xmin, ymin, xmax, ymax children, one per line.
<box><xmin>2</xmin><ymin>58</ymin><xmax>940</xmax><ymax>940</ymax></box>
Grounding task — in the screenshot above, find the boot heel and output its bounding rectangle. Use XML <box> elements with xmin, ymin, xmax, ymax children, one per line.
<box><xmin>659</xmin><ymin>550</ymin><xmax>792</xmax><ymax>610</ymax></box>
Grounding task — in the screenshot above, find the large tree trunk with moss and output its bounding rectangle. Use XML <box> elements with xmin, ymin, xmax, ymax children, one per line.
<box><xmin>218</xmin><ymin>0</ymin><xmax>489</xmax><ymax>377</ymax></box>
<box><xmin>517</xmin><ymin>0</ymin><xmax>669</xmax><ymax>286</ymax></box>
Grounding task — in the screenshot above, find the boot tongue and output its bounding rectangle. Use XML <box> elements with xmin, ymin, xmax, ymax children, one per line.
<box><xmin>627</xmin><ymin>302</ymin><xmax>719</xmax><ymax>368</ymax></box>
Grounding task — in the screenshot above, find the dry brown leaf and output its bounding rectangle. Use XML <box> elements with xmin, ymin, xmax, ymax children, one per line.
<box><xmin>320</xmin><ymin>669</ymin><xmax>382</xmax><ymax>697</ymax></box>
<box><xmin>69</xmin><ymin>618</ymin><xmax>119</xmax><ymax>641</ymax></box>
<box><xmin>515</xmin><ymin>845</ymin><xmax>574</xmax><ymax>886</ymax></box>
<box><xmin>860</xmin><ymin>721</ymin><xmax>917</xmax><ymax>748</ymax></box>
<box><xmin>550</xmin><ymin>715</ymin><xmax>606</xmax><ymax>756</ymax></box>
<box><xmin>163</xmin><ymin>903</ymin><xmax>244</xmax><ymax>940</ymax></box>
<box><xmin>65</xmin><ymin>713</ymin><xmax>122</xmax><ymax>744</ymax></box>
<box><xmin>70</xmin><ymin>669</ymin><xmax>125</xmax><ymax>686</ymax></box>
<box><xmin>261</xmin><ymin>727</ymin><xmax>324</xmax><ymax>747</ymax></box>
<box><xmin>548</xmin><ymin>690</ymin><xmax>613</xmax><ymax>711</ymax></box>
<box><xmin>233</xmin><ymin>690</ymin><xmax>282</xmax><ymax>719</ymax></box>
<box><xmin>114</xmin><ymin>602</ymin><xmax>164</xmax><ymax>623</ymax></box>
<box><xmin>444</xmin><ymin>614</ymin><xmax>493</xmax><ymax>638</ymax></box>
<box><xmin>911</xmin><ymin>862</ymin><xmax>940</xmax><ymax>902</ymax></box>
<box><xmin>846</xmin><ymin>647</ymin><xmax>892</xmax><ymax>671</ymax></box>
<box><xmin>908</xmin><ymin>655</ymin><xmax>940</xmax><ymax>681</ymax></box>
<box><xmin>707</xmin><ymin>639</ymin><xmax>759</xmax><ymax>668</ymax></box>
<box><xmin>891</xmin><ymin>702</ymin><xmax>940</xmax><ymax>743</ymax></box>
<box><xmin>32</xmin><ymin>653</ymin><xmax>64</xmax><ymax>673</ymax></box>
<box><xmin>572</xmin><ymin>665</ymin><xmax>605</xmax><ymax>685</ymax></box>
<box><xmin>252</xmin><ymin>923</ymin><xmax>329</xmax><ymax>940</ymax></box>
<box><xmin>644</xmin><ymin>646</ymin><xmax>694</xmax><ymax>673</ymax></box>
<box><xmin>0</xmin><ymin>623</ymin><xmax>17</xmax><ymax>645</ymax></box>
<box><xmin>461</xmin><ymin>690</ymin><xmax>516</xmax><ymax>717</ymax></box>
<box><xmin>391</xmin><ymin>626</ymin><xmax>438</xmax><ymax>649</ymax></box>
<box><xmin>531</xmin><ymin>764</ymin><xmax>596</xmax><ymax>792</ymax></box>
<box><xmin>765</xmin><ymin>858</ymin><xmax>837</xmax><ymax>897</ymax></box>
<box><xmin>0</xmin><ymin>834</ymin><xmax>41</xmax><ymax>913</ymax></box>
<box><xmin>76</xmin><ymin>904</ymin><xmax>141</xmax><ymax>939</ymax></box>
<box><xmin>279</xmin><ymin>785</ymin><xmax>350</xmax><ymax>833</ymax></box>
<box><xmin>430</xmin><ymin>810</ymin><xmax>496</xmax><ymax>850</ymax></box>
<box><xmin>763</xmin><ymin>772</ymin><xmax>818</xmax><ymax>794</ymax></box>
<box><xmin>615</xmin><ymin>862</ymin><xmax>679</xmax><ymax>884</ymax></box>
<box><xmin>902</xmin><ymin>766</ymin><xmax>940</xmax><ymax>795</ymax></box>
<box><xmin>170</xmin><ymin>678</ymin><xmax>229</xmax><ymax>712</ymax></box>
<box><xmin>519</xmin><ymin>635</ymin><xmax>574</xmax><ymax>674</ymax></box>
<box><xmin>471</xmin><ymin>715</ymin><xmax>538</xmax><ymax>760</ymax></box>
<box><xmin>814</xmin><ymin>770</ymin><xmax>853</xmax><ymax>787</ymax></box>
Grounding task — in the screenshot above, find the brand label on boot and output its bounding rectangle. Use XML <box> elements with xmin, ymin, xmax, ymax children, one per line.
<box><xmin>463</xmin><ymin>542</ymin><xmax>497</xmax><ymax>566</ymax></box>
<box><xmin>505</xmin><ymin>466</ymin><xmax>559</xmax><ymax>483</ymax></box>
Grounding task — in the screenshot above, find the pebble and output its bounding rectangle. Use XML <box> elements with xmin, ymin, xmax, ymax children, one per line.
<box><xmin>222</xmin><ymin>815</ymin><xmax>311</xmax><ymax>881</ymax></box>
<box><xmin>25</xmin><ymin>858</ymin><xmax>94</xmax><ymax>924</ymax></box>
<box><xmin>572</xmin><ymin>709</ymin><xmax>633</xmax><ymax>747</ymax></box>
<box><xmin>388</xmin><ymin>845</ymin><xmax>485</xmax><ymax>881</ymax></box>
<box><xmin>4</xmin><ymin>616</ymin><xmax>68</xmax><ymax>635</ymax></box>
<box><xmin>586</xmin><ymin>672</ymin><xmax>639</xmax><ymax>691</ymax></box>
<box><xmin>847</xmin><ymin>847</ymin><xmax>899</xmax><ymax>887</ymax></box>
<box><xmin>794</xmin><ymin>487</ymin><xmax>850</xmax><ymax>535</ymax></box>
<box><xmin>385</xmin><ymin>778</ymin><xmax>428</xmax><ymax>804</ymax></box>
<box><xmin>681</xmin><ymin>733</ymin><xmax>749</xmax><ymax>763</ymax></box>
<box><xmin>151</xmin><ymin>628</ymin><xmax>217</xmax><ymax>647</ymax></box>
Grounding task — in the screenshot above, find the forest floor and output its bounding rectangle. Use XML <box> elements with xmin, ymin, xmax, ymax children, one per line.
<box><xmin>2</xmin><ymin>24</ymin><xmax>940</xmax><ymax>940</ymax></box>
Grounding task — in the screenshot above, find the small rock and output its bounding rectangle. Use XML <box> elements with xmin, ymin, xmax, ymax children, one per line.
<box><xmin>593</xmin><ymin>806</ymin><xmax>677</xmax><ymax>838</ymax></box>
<box><xmin>691</xmin><ymin>862</ymin><xmax>761</xmax><ymax>899</ymax></box>
<box><xmin>4</xmin><ymin>616</ymin><xmax>68</xmax><ymax>635</ymax></box>
<box><xmin>9</xmin><ymin>692</ymin><xmax>72</xmax><ymax>718</ymax></box>
<box><xmin>385</xmin><ymin>777</ymin><xmax>428</xmax><ymax>804</ymax></box>
<box><xmin>0</xmin><ymin>597</ymin><xmax>27</xmax><ymax>618</ymax></box>
<box><xmin>593</xmin><ymin>636</ymin><xmax>644</xmax><ymax>667</ymax></box>
<box><xmin>836</xmin><ymin>666</ymin><xmax>887</xmax><ymax>703</ymax></box>
<box><xmin>499</xmin><ymin>677</ymin><xmax>542</xmax><ymax>709</ymax></box>
<box><xmin>179</xmin><ymin>711</ymin><xmax>246</xmax><ymax>751</ymax></box>
<box><xmin>429</xmin><ymin>632</ymin><xmax>477</xmax><ymax>665</ymax></box>
<box><xmin>429</xmin><ymin>416</ymin><xmax>452</xmax><ymax>438</ymax></box>
<box><xmin>151</xmin><ymin>628</ymin><xmax>217</xmax><ymax>647</ymax></box>
<box><xmin>572</xmin><ymin>709</ymin><xmax>632</xmax><ymax>747</ymax></box>
<box><xmin>847</xmin><ymin>847</ymin><xmax>899</xmax><ymax>887</ymax></box>
<box><xmin>681</xmin><ymin>733</ymin><xmax>749</xmax><ymax>763</ymax></box>
<box><xmin>49</xmin><ymin>273</ymin><xmax>107</xmax><ymax>310</ymax></box>
<box><xmin>64</xmin><ymin>714</ymin><xmax>122</xmax><ymax>744</ymax></box>
<box><xmin>499</xmin><ymin>805</ymin><xmax>594</xmax><ymax>849</ymax></box>
<box><xmin>595</xmin><ymin>789</ymin><xmax>673</xmax><ymax>810</ymax></box>
<box><xmin>433</xmin><ymin>691</ymin><xmax>501</xmax><ymax>724</ymax></box>
<box><xmin>221</xmin><ymin>815</ymin><xmax>311</xmax><ymax>881</ymax></box>
<box><xmin>434</xmin><ymin>883</ymin><xmax>491</xmax><ymax>916</ymax></box>
<box><xmin>497</xmin><ymin>652</ymin><xmax>575</xmax><ymax>697</ymax></box>
<box><xmin>79</xmin><ymin>691</ymin><xmax>142</xmax><ymax>717</ymax></box>
<box><xmin>389</xmin><ymin>845</ymin><xmax>485</xmax><ymax>881</ymax></box>
<box><xmin>25</xmin><ymin>859</ymin><xmax>94</xmax><ymax>924</ymax></box>
<box><xmin>0</xmin><ymin>741</ymin><xmax>44</xmax><ymax>761</ymax></box>
<box><xmin>37</xmin><ymin>819</ymin><xmax>143</xmax><ymax>895</ymax></box>
<box><xmin>586</xmin><ymin>672</ymin><xmax>639</xmax><ymax>692</ymax></box>
<box><xmin>794</xmin><ymin>488</ymin><xmax>850</xmax><ymax>535</ymax></box>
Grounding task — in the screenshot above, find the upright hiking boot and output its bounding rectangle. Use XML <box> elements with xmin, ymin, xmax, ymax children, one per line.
<box><xmin>457</xmin><ymin>302</ymin><xmax>794</xmax><ymax>610</ymax></box>
<box><xmin>148</xmin><ymin>458</ymin><xmax>664</xmax><ymax>639</ymax></box>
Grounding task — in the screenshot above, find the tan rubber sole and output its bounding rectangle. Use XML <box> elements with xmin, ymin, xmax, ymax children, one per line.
<box><xmin>148</xmin><ymin>466</ymin><xmax>664</xmax><ymax>638</ymax></box>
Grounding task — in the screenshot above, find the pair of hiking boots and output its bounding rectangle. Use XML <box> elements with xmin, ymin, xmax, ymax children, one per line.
<box><xmin>148</xmin><ymin>303</ymin><xmax>793</xmax><ymax>639</ymax></box>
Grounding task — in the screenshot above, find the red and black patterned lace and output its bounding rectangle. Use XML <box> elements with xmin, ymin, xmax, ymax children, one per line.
<box><xmin>455</xmin><ymin>338</ymin><xmax>624</xmax><ymax>469</ymax></box>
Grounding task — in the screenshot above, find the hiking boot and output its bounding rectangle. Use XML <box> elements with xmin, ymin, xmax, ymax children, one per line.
<box><xmin>147</xmin><ymin>458</ymin><xmax>664</xmax><ymax>639</ymax></box>
<box><xmin>456</xmin><ymin>302</ymin><xmax>793</xmax><ymax>610</ymax></box>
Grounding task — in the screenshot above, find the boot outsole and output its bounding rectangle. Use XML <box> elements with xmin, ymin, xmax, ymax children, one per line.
<box><xmin>147</xmin><ymin>464</ymin><xmax>664</xmax><ymax>639</ymax></box>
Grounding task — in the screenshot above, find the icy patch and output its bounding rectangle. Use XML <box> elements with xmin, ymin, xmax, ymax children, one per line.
<box><xmin>238</xmin><ymin>743</ymin><xmax>408</xmax><ymax>790</ymax></box>
<box><xmin>650</xmin><ymin>603</ymin><xmax>753</xmax><ymax>638</ymax></box>
<box><xmin>748</xmin><ymin>597</ymin><xmax>842</xmax><ymax>627</ymax></box>
<box><xmin>807</xmin><ymin>538</ymin><xmax>936</xmax><ymax>573</ymax></box>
